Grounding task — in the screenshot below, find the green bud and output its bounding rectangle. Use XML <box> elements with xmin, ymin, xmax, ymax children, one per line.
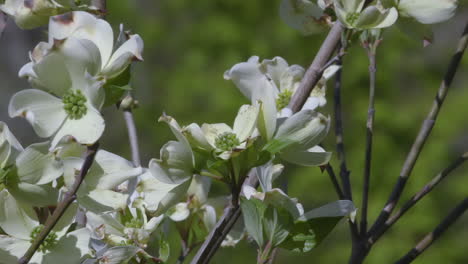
<box><xmin>62</xmin><ymin>90</ymin><xmax>87</xmax><ymax>120</ymax></box>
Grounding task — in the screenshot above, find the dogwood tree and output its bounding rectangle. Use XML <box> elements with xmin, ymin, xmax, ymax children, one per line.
<box><xmin>0</xmin><ymin>0</ymin><xmax>465</xmax><ymax>263</ymax></box>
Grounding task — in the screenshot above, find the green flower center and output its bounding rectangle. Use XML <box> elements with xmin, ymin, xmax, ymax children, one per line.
<box><xmin>276</xmin><ymin>89</ymin><xmax>293</xmax><ymax>110</ymax></box>
<box><xmin>124</xmin><ymin>218</ymin><xmax>143</xmax><ymax>229</ymax></box>
<box><xmin>30</xmin><ymin>225</ymin><xmax>58</xmax><ymax>253</ymax></box>
<box><xmin>346</xmin><ymin>12</ymin><xmax>360</xmax><ymax>25</ymax></box>
<box><xmin>63</xmin><ymin>90</ymin><xmax>87</xmax><ymax>120</ymax></box>
<box><xmin>215</xmin><ymin>132</ymin><xmax>240</xmax><ymax>151</ymax></box>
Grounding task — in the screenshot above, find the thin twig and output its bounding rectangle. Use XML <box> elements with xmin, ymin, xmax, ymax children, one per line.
<box><xmin>333</xmin><ymin>55</ymin><xmax>352</xmax><ymax>201</ymax></box>
<box><xmin>394</xmin><ymin>198</ymin><xmax>468</xmax><ymax>264</ymax></box>
<box><xmin>266</xmin><ymin>248</ymin><xmax>278</xmax><ymax>264</ymax></box>
<box><xmin>18</xmin><ymin>143</ymin><xmax>99</xmax><ymax>264</ymax></box>
<box><xmin>368</xmin><ymin>20</ymin><xmax>468</xmax><ymax>236</ymax></box>
<box><xmin>324</xmin><ymin>163</ymin><xmax>345</xmax><ymax>199</ymax></box>
<box><xmin>122</xmin><ymin>100</ymin><xmax>141</xmax><ymax>197</ymax></box>
<box><xmin>368</xmin><ymin>152</ymin><xmax>468</xmax><ymax>245</ymax></box>
<box><xmin>190</xmin><ymin>172</ymin><xmax>258</xmax><ymax>264</ymax></box>
<box><xmin>288</xmin><ymin>21</ymin><xmax>344</xmax><ymax>113</ymax></box>
<box><xmin>176</xmin><ymin>240</ymin><xmax>192</xmax><ymax>264</ymax></box>
<box><xmin>361</xmin><ymin>45</ymin><xmax>378</xmax><ymax>235</ymax></box>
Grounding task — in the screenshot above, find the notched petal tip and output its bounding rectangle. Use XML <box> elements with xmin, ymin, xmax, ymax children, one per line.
<box><xmin>51</xmin><ymin>12</ymin><xmax>74</xmax><ymax>25</ymax></box>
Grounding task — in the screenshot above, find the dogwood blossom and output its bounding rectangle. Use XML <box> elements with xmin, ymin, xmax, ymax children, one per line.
<box><xmin>63</xmin><ymin>149</ymin><xmax>142</xmax><ymax>213</ymax></box>
<box><xmin>19</xmin><ymin>11</ymin><xmax>143</xmax><ymax>84</ymax></box>
<box><xmin>9</xmin><ymin>74</ymin><xmax>105</xmax><ymax>149</ymax></box>
<box><xmin>0</xmin><ymin>190</ymin><xmax>90</xmax><ymax>263</ymax></box>
<box><xmin>333</xmin><ymin>0</ymin><xmax>398</xmax><ymax>29</ymax></box>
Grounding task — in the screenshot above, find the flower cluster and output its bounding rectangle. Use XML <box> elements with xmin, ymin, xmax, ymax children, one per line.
<box><xmin>280</xmin><ymin>0</ymin><xmax>458</xmax><ymax>34</ymax></box>
<box><xmin>0</xmin><ymin>0</ymin><xmax>460</xmax><ymax>262</ymax></box>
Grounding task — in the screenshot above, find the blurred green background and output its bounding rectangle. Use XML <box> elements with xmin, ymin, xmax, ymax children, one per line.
<box><xmin>1</xmin><ymin>1</ymin><xmax>468</xmax><ymax>263</ymax></box>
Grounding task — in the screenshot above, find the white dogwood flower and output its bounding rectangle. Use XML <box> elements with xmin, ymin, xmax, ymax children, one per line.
<box><xmin>333</xmin><ymin>0</ymin><xmax>398</xmax><ymax>29</ymax></box>
<box><xmin>19</xmin><ymin>11</ymin><xmax>143</xmax><ymax>85</ymax></box>
<box><xmin>9</xmin><ymin>73</ymin><xmax>105</xmax><ymax>149</ymax></box>
<box><xmin>62</xmin><ymin>150</ymin><xmax>142</xmax><ymax>213</ymax></box>
<box><xmin>0</xmin><ymin>190</ymin><xmax>90</xmax><ymax>263</ymax></box>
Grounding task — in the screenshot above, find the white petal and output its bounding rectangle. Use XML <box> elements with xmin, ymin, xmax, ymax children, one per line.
<box><xmin>224</xmin><ymin>56</ymin><xmax>276</xmax><ymax>100</ymax></box>
<box><xmin>86</xmin><ymin>211</ymin><xmax>125</xmax><ymax>238</ymax></box>
<box><xmin>279</xmin><ymin>0</ymin><xmax>324</xmax><ymax>35</ymax></box>
<box><xmin>86</xmin><ymin>150</ymin><xmax>141</xmax><ymax>190</ymax></box>
<box><xmin>15</xmin><ymin>142</ymin><xmax>63</xmax><ymax>185</ymax></box>
<box><xmin>102</xmin><ymin>34</ymin><xmax>144</xmax><ymax>78</ymax></box>
<box><xmin>261</xmin><ymin>56</ymin><xmax>289</xmax><ymax>88</ymax></box>
<box><xmin>139</xmin><ymin>170</ymin><xmax>191</xmax><ymax>214</ymax></box>
<box><xmin>399</xmin><ymin>0</ymin><xmax>457</xmax><ymax>24</ymax></box>
<box><xmin>267</xmin><ymin>110</ymin><xmax>329</xmax><ymax>153</ymax></box>
<box><xmin>0</xmin><ymin>190</ymin><xmax>38</xmax><ymax>240</ymax></box>
<box><xmin>301</xmin><ymin>200</ymin><xmax>357</xmax><ymax>221</ymax></box>
<box><xmin>0</xmin><ymin>122</ymin><xmax>23</xmax><ymax>167</ymax></box>
<box><xmin>201</xmin><ymin>123</ymin><xmax>233</xmax><ymax>148</ymax></box>
<box><xmin>49</xmin><ymin>11</ymin><xmax>113</xmax><ymax>66</ymax></box>
<box><xmin>355</xmin><ymin>6</ymin><xmax>398</xmax><ymax>29</ymax></box>
<box><xmin>62</xmin><ymin>157</ymin><xmax>83</xmax><ymax>188</ymax></box>
<box><xmin>168</xmin><ymin>202</ymin><xmax>190</xmax><ymax>222</ymax></box>
<box><xmin>280</xmin><ymin>145</ymin><xmax>332</xmax><ymax>166</ymax></box>
<box><xmin>8</xmin><ymin>182</ymin><xmax>59</xmax><ymax>207</ymax></box>
<box><xmin>42</xmin><ymin>228</ymin><xmax>91</xmax><ymax>263</ymax></box>
<box><xmin>0</xmin><ymin>235</ymin><xmax>31</xmax><ymax>263</ymax></box>
<box><xmin>182</xmin><ymin>123</ymin><xmax>212</xmax><ymax>150</ymax></box>
<box><xmin>233</xmin><ymin>104</ymin><xmax>259</xmax><ymax>142</ymax></box>
<box><xmin>9</xmin><ymin>89</ymin><xmax>66</xmax><ymax>138</ymax></box>
<box><xmin>54</xmin><ymin>37</ymin><xmax>102</xmax><ymax>85</ymax></box>
<box><xmin>51</xmin><ymin>105</ymin><xmax>104</xmax><ymax>148</ymax></box>
<box><xmin>187</xmin><ymin>175</ymin><xmax>211</xmax><ymax>204</ymax></box>
<box><xmin>97</xmin><ymin>246</ymin><xmax>140</xmax><ymax>264</ymax></box>
<box><xmin>202</xmin><ymin>205</ymin><xmax>217</xmax><ymax>231</ymax></box>
<box><xmin>81</xmin><ymin>189</ymin><xmax>129</xmax><ymax>212</ymax></box>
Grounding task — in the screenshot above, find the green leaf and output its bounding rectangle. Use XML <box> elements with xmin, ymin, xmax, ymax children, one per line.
<box><xmin>263</xmin><ymin>207</ymin><xmax>293</xmax><ymax>247</ymax></box>
<box><xmin>240</xmin><ymin>197</ymin><xmax>267</xmax><ymax>247</ymax></box>
<box><xmin>279</xmin><ymin>221</ymin><xmax>316</xmax><ymax>253</ymax></box>
<box><xmin>159</xmin><ymin>237</ymin><xmax>170</xmax><ymax>262</ymax></box>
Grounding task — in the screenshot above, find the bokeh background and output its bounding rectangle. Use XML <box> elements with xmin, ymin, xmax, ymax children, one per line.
<box><xmin>1</xmin><ymin>1</ymin><xmax>468</xmax><ymax>263</ymax></box>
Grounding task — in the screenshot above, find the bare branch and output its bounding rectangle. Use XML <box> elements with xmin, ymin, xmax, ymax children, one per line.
<box><xmin>368</xmin><ymin>152</ymin><xmax>468</xmax><ymax>245</ymax></box>
<box><xmin>324</xmin><ymin>163</ymin><xmax>345</xmax><ymax>199</ymax></box>
<box><xmin>368</xmin><ymin>20</ymin><xmax>468</xmax><ymax>235</ymax></box>
<box><xmin>18</xmin><ymin>143</ymin><xmax>99</xmax><ymax>264</ymax></box>
<box><xmin>394</xmin><ymin>198</ymin><xmax>468</xmax><ymax>264</ymax></box>
<box><xmin>361</xmin><ymin>45</ymin><xmax>378</xmax><ymax>235</ymax></box>
<box><xmin>288</xmin><ymin>21</ymin><xmax>344</xmax><ymax>113</ymax></box>
<box><xmin>333</xmin><ymin>55</ymin><xmax>352</xmax><ymax>201</ymax></box>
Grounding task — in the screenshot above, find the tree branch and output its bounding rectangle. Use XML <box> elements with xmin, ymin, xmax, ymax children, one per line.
<box><xmin>18</xmin><ymin>143</ymin><xmax>99</xmax><ymax>264</ymax></box>
<box><xmin>333</xmin><ymin>54</ymin><xmax>352</xmax><ymax>201</ymax></box>
<box><xmin>121</xmin><ymin>96</ymin><xmax>142</xmax><ymax>196</ymax></box>
<box><xmin>324</xmin><ymin>163</ymin><xmax>345</xmax><ymax>199</ymax></box>
<box><xmin>190</xmin><ymin>172</ymin><xmax>257</xmax><ymax>264</ymax></box>
<box><xmin>368</xmin><ymin>20</ymin><xmax>468</xmax><ymax>235</ymax></box>
<box><xmin>361</xmin><ymin>45</ymin><xmax>378</xmax><ymax>235</ymax></box>
<box><xmin>288</xmin><ymin>21</ymin><xmax>344</xmax><ymax>113</ymax></box>
<box><xmin>368</xmin><ymin>152</ymin><xmax>468</xmax><ymax>245</ymax></box>
<box><xmin>394</xmin><ymin>198</ymin><xmax>468</xmax><ymax>264</ymax></box>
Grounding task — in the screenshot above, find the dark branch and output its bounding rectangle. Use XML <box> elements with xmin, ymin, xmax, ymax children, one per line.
<box><xmin>368</xmin><ymin>152</ymin><xmax>468</xmax><ymax>244</ymax></box>
<box><xmin>361</xmin><ymin>46</ymin><xmax>377</xmax><ymax>235</ymax></box>
<box><xmin>19</xmin><ymin>143</ymin><xmax>99</xmax><ymax>264</ymax></box>
<box><xmin>394</xmin><ymin>198</ymin><xmax>468</xmax><ymax>264</ymax></box>
<box><xmin>288</xmin><ymin>21</ymin><xmax>344</xmax><ymax>113</ymax></box>
<box><xmin>324</xmin><ymin>163</ymin><xmax>345</xmax><ymax>199</ymax></box>
<box><xmin>368</xmin><ymin>20</ymin><xmax>468</xmax><ymax>235</ymax></box>
<box><xmin>190</xmin><ymin>172</ymin><xmax>258</xmax><ymax>264</ymax></box>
